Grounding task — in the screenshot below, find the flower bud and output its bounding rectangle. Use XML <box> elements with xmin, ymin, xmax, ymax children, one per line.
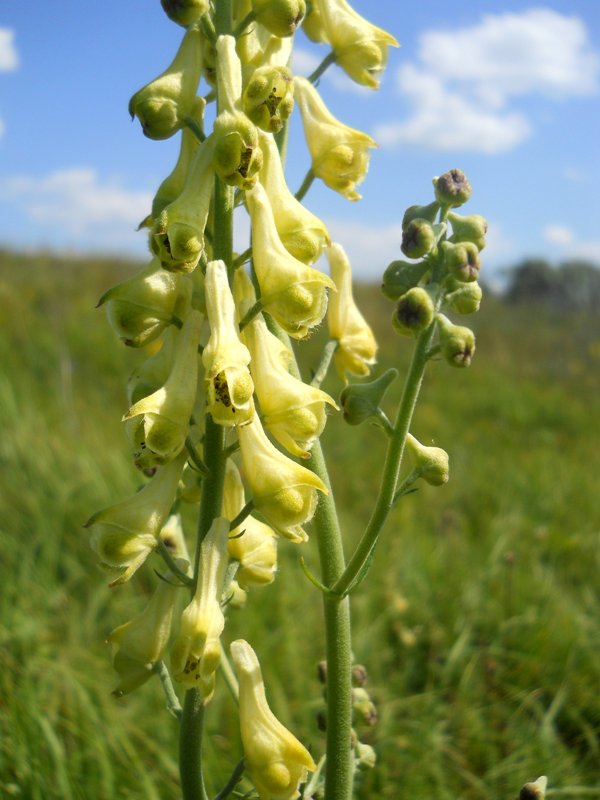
<box><xmin>150</xmin><ymin>98</ymin><xmax>205</xmax><ymax>221</ymax></box>
<box><xmin>203</xmin><ymin>260</ymin><xmax>255</xmax><ymax>426</ymax></box>
<box><xmin>352</xmin><ymin>687</ymin><xmax>377</xmax><ymax>726</ymax></box>
<box><xmin>315</xmin><ymin>0</ymin><xmax>399</xmax><ymax>89</ymax></box>
<box><xmin>520</xmin><ymin>776</ymin><xmax>548</xmax><ymax>800</ymax></box>
<box><xmin>339</xmin><ymin>368</ymin><xmax>397</xmax><ymax>426</ymax></box>
<box><xmin>381</xmin><ymin>260</ymin><xmax>430</xmax><ymax>301</ymax></box>
<box><xmin>161</xmin><ymin>0</ymin><xmax>209</xmax><ymax>26</ymax></box>
<box><xmin>129</xmin><ymin>27</ymin><xmax>203</xmax><ymax>140</ymax></box>
<box><xmin>402</xmin><ymin>201</ymin><xmax>440</xmax><ymax>229</ymax></box>
<box><xmin>152</xmin><ymin>137</ymin><xmax>215</xmax><ymax>273</ymax></box>
<box><xmin>440</xmin><ymin>240</ymin><xmax>480</xmax><ymax>283</ymax></box>
<box><xmin>445</xmin><ymin>279</ymin><xmax>482</xmax><ymax>315</ymax></box>
<box><xmin>246</xmin><ymin>183</ymin><xmax>334</xmax><ymax>339</ymax></box>
<box><xmin>85</xmin><ymin>453</ymin><xmax>186</xmax><ymax>586</ymax></box>
<box><xmin>447</xmin><ymin>211</ymin><xmax>487</xmax><ymax>251</ymax></box>
<box><xmin>243</xmin><ymin>65</ymin><xmax>294</xmax><ymax>134</ymax></box>
<box><xmin>171</xmin><ymin>517</ymin><xmax>229</xmax><ymax>701</ymax></box>
<box><xmin>433</xmin><ymin>169</ymin><xmax>472</xmax><ymax>209</ymax></box>
<box><xmin>405</xmin><ymin>432</ymin><xmax>449</xmax><ymax>486</ymax></box>
<box><xmin>223</xmin><ymin>460</ymin><xmax>278</xmax><ymax>588</ymax></box>
<box><xmin>401</xmin><ymin>218</ymin><xmax>436</xmax><ymax>259</ymax></box>
<box><xmin>294</xmin><ymin>76</ymin><xmax>376</xmax><ymax>201</ymax></box>
<box><xmin>123</xmin><ymin>310</ymin><xmax>202</xmax><ymax>468</ymax></box>
<box><xmin>251</xmin><ymin>0</ymin><xmax>306</xmax><ymax>37</ymax></box>
<box><xmin>352</xmin><ymin>664</ymin><xmax>368</xmax><ymax>687</ymax></box>
<box><xmin>97</xmin><ymin>259</ymin><xmax>191</xmax><ymax>348</ymax></box>
<box><xmin>108</xmin><ymin>565</ymin><xmax>182</xmax><ymax>696</ymax></box>
<box><xmin>259</xmin><ymin>131</ymin><xmax>329</xmax><ymax>265</ymax></box>
<box><xmin>236</xmin><ymin>3</ymin><xmax>294</xmax><ymax>71</ymax></box>
<box><xmin>327</xmin><ymin>243</ymin><xmax>377</xmax><ymax>380</ymax></box>
<box><xmin>213</xmin><ymin>110</ymin><xmax>263</xmax><ymax>189</ymax></box>
<box><xmin>237</xmin><ymin>414</ymin><xmax>328</xmax><ymax>542</ymax></box>
<box><xmin>231</xmin><ymin>639</ymin><xmax>317</xmax><ymax>798</ymax></box>
<box><xmin>392</xmin><ymin>287</ymin><xmax>435</xmax><ymax>337</ymax></box>
<box><xmin>354</xmin><ymin>741</ymin><xmax>376</xmax><ymax>770</ymax></box>
<box><xmin>437</xmin><ymin>314</ymin><xmax>475</xmax><ymax>367</ymax></box>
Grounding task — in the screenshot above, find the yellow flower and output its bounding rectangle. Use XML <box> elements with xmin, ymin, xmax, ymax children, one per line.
<box><xmin>246</xmin><ymin>182</ymin><xmax>334</xmax><ymax>339</ymax></box>
<box><xmin>243</xmin><ymin>66</ymin><xmax>294</xmax><ymax>134</ymax></box>
<box><xmin>122</xmin><ymin>310</ymin><xmax>202</xmax><ymax>468</ymax></box>
<box><xmin>171</xmin><ymin>517</ymin><xmax>229</xmax><ymax>701</ymax></box>
<box><xmin>161</xmin><ymin>0</ymin><xmax>210</xmax><ymax>27</ymax></box>
<box><xmin>237</xmin><ymin>414</ymin><xmax>327</xmax><ymax>542</ymax></box>
<box><xmin>222</xmin><ymin>460</ymin><xmax>278</xmax><ymax>588</ymax></box>
<box><xmin>231</xmin><ymin>639</ymin><xmax>316</xmax><ymax>800</ymax></box>
<box><xmin>251</xmin><ymin>0</ymin><xmax>306</xmax><ymax>37</ymax></box>
<box><xmin>203</xmin><ymin>259</ymin><xmax>255</xmax><ymax>426</ymax></box>
<box><xmin>293</xmin><ymin>76</ymin><xmax>376</xmax><ymax>201</ymax></box>
<box><xmin>326</xmin><ymin>243</ymin><xmax>377</xmax><ymax>380</ymax></box>
<box><xmin>259</xmin><ymin>131</ymin><xmax>329</xmax><ymax>265</ymax></box>
<box><xmin>314</xmin><ymin>0</ymin><xmax>399</xmax><ymax>89</ymax></box>
<box><xmin>85</xmin><ymin>452</ymin><xmax>186</xmax><ymax>586</ymax></box>
<box><xmin>129</xmin><ymin>26</ymin><xmax>204</xmax><ymax>140</ymax></box>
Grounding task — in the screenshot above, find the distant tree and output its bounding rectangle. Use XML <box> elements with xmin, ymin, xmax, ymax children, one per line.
<box><xmin>505</xmin><ymin>259</ymin><xmax>560</xmax><ymax>305</ymax></box>
<box><xmin>557</xmin><ymin>260</ymin><xmax>600</xmax><ymax>312</ymax></box>
<box><xmin>505</xmin><ymin>258</ymin><xmax>600</xmax><ymax>311</ymax></box>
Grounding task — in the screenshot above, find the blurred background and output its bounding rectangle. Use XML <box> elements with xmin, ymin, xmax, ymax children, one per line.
<box><xmin>1</xmin><ymin>2</ymin><xmax>600</xmax><ymax>798</ymax></box>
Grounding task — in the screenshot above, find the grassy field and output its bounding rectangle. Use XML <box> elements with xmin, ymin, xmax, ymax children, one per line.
<box><xmin>1</xmin><ymin>249</ymin><xmax>599</xmax><ymax>799</ymax></box>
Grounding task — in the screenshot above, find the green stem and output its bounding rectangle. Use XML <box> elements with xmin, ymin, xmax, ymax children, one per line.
<box><xmin>333</xmin><ymin>322</ymin><xmax>437</xmax><ymax>597</ymax></box>
<box><xmin>233</xmin><ymin>246</ymin><xmax>252</xmax><ymax>268</ymax></box>
<box><xmin>294</xmin><ymin>168</ymin><xmax>315</xmax><ymax>202</ymax></box>
<box><xmin>213</xmin><ymin>759</ymin><xmax>245</xmax><ymax>800</ymax></box>
<box><xmin>179</xmin><ymin>690</ymin><xmax>210</xmax><ymax>800</ymax></box>
<box><xmin>218</xmin><ymin>642</ymin><xmax>240</xmax><ymax>703</ymax></box>
<box><xmin>156</xmin><ymin>539</ymin><xmax>194</xmax><ymax>586</ymax></box>
<box><xmin>308</xmin><ymin>442</ymin><xmax>354</xmax><ymax>800</ymax></box>
<box><xmin>154</xmin><ymin>660</ymin><xmax>183</xmax><ymax>719</ymax></box>
<box><xmin>311</xmin><ymin>339</ymin><xmax>338</xmax><ymax>388</ymax></box>
<box><xmin>233</xmin><ymin>10</ymin><xmax>256</xmax><ymax>37</ymax></box>
<box><xmin>308</xmin><ymin>51</ymin><xmax>337</xmax><ymax>84</ymax></box>
<box><xmin>238</xmin><ymin>299</ymin><xmax>263</xmax><ymax>332</ymax></box>
<box><xmin>229</xmin><ymin>499</ymin><xmax>255</xmax><ymax>531</ymax></box>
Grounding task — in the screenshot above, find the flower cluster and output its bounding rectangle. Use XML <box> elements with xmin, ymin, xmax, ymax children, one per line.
<box><xmin>90</xmin><ymin>1</ymin><xmax>397</xmax><ymax>796</ymax></box>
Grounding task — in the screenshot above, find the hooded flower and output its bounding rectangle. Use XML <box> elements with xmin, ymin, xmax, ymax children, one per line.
<box><xmin>122</xmin><ymin>310</ymin><xmax>202</xmax><ymax>468</ymax></box>
<box><xmin>171</xmin><ymin>517</ymin><xmax>229</xmax><ymax>701</ymax></box>
<box><xmin>326</xmin><ymin>243</ymin><xmax>377</xmax><ymax>380</ymax></box>
<box><xmin>246</xmin><ymin>182</ymin><xmax>334</xmax><ymax>339</ymax></box>
<box><xmin>86</xmin><ymin>452</ymin><xmax>186</xmax><ymax>586</ymax></box>
<box><xmin>203</xmin><ymin>259</ymin><xmax>255</xmax><ymax>425</ymax></box>
<box><xmin>293</xmin><ymin>76</ymin><xmax>376</xmax><ymax>201</ymax></box>
<box><xmin>231</xmin><ymin>639</ymin><xmax>316</xmax><ymax>800</ymax></box>
<box><xmin>259</xmin><ymin>131</ymin><xmax>329</xmax><ymax>265</ymax></box>
<box><xmin>313</xmin><ymin>0</ymin><xmax>399</xmax><ymax>89</ymax></box>
<box><xmin>222</xmin><ymin>460</ymin><xmax>278</xmax><ymax>588</ymax></box>
<box><xmin>237</xmin><ymin>414</ymin><xmax>327</xmax><ymax>542</ymax></box>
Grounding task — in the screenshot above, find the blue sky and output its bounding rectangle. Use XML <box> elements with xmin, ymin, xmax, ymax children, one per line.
<box><xmin>1</xmin><ymin>0</ymin><xmax>599</xmax><ymax>281</ymax></box>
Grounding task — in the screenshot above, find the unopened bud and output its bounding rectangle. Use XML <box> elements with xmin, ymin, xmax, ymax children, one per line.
<box><xmin>447</xmin><ymin>211</ymin><xmax>487</xmax><ymax>251</ymax></box>
<box><xmin>445</xmin><ymin>279</ymin><xmax>482</xmax><ymax>315</ymax></box>
<box><xmin>317</xmin><ymin>660</ymin><xmax>328</xmax><ymax>684</ymax></box>
<box><xmin>441</xmin><ymin>240</ymin><xmax>480</xmax><ymax>283</ymax></box>
<box><xmin>405</xmin><ymin>432</ymin><xmax>449</xmax><ymax>486</ymax></box>
<box><xmin>381</xmin><ymin>260</ymin><xmax>429</xmax><ymax>301</ymax></box>
<box><xmin>243</xmin><ymin>66</ymin><xmax>294</xmax><ymax>134</ymax></box>
<box><xmin>352</xmin><ymin>664</ymin><xmax>368</xmax><ymax>687</ymax></box>
<box><xmin>252</xmin><ymin>0</ymin><xmax>306</xmax><ymax>37</ymax></box>
<box><xmin>520</xmin><ymin>776</ymin><xmax>548</xmax><ymax>800</ymax></box>
<box><xmin>401</xmin><ymin>218</ymin><xmax>436</xmax><ymax>259</ymax></box>
<box><xmin>339</xmin><ymin>368</ymin><xmax>398</xmax><ymax>426</ymax></box>
<box><xmin>354</xmin><ymin>741</ymin><xmax>376</xmax><ymax>770</ymax></box>
<box><xmin>160</xmin><ymin>0</ymin><xmax>209</xmax><ymax>26</ymax></box>
<box><xmin>437</xmin><ymin>314</ymin><xmax>475</xmax><ymax>367</ymax></box>
<box><xmin>392</xmin><ymin>287</ymin><xmax>435</xmax><ymax>336</ymax></box>
<box><xmin>352</xmin><ymin>688</ymin><xmax>377</xmax><ymax>726</ymax></box>
<box><xmin>213</xmin><ymin>111</ymin><xmax>263</xmax><ymax>189</ymax></box>
<box><xmin>433</xmin><ymin>169</ymin><xmax>472</xmax><ymax>208</ymax></box>
<box><xmin>402</xmin><ymin>201</ymin><xmax>440</xmax><ymax>229</ymax></box>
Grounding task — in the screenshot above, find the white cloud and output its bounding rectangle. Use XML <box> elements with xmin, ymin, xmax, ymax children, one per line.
<box><xmin>543</xmin><ymin>224</ymin><xmax>574</xmax><ymax>247</ymax></box>
<box><xmin>322</xmin><ymin>218</ymin><xmax>404</xmax><ymax>279</ymax></box>
<box><xmin>1</xmin><ymin>168</ymin><xmax>152</xmax><ymax>248</ymax></box>
<box><xmin>0</xmin><ymin>28</ymin><xmax>19</xmax><ymax>71</ymax></box>
<box><xmin>378</xmin><ymin>9</ymin><xmax>599</xmax><ymax>153</ymax></box>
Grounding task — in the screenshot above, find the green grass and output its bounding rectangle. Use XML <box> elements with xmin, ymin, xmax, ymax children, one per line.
<box><xmin>1</xmin><ymin>250</ymin><xmax>599</xmax><ymax>799</ymax></box>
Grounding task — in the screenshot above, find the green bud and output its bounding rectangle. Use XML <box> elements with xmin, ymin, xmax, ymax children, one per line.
<box><xmin>97</xmin><ymin>259</ymin><xmax>190</xmax><ymax>348</ymax></box>
<box><xmin>252</xmin><ymin>0</ymin><xmax>306</xmax><ymax>37</ymax></box>
<box><xmin>441</xmin><ymin>240</ymin><xmax>481</xmax><ymax>283</ymax></box>
<box><xmin>243</xmin><ymin>66</ymin><xmax>294</xmax><ymax>134</ymax></box>
<box><xmin>437</xmin><ymin>313</ymin><xmax>475</xmax><ymax>367</ymax></box>
<box><xmin>160</xmin><ymin>0</ymin><xmax>209</xmax><ymax>26</ymax></box>
<box><xmin>402</xmin><ymin>200</ymin><xmax>440</xmax><ymax>230</ymax></box>
<box><xmin>381</xmin><ymin>259</ymin><xmax>429</xmax><ymax>300</ymax></box>
<box><xmin>213</xmin><ymin>111</ymin><xmax>263</xmax><ymax>189</ymax></box>
<box><xmin>405</xmin><ymin>432</ymin><xmax>449</xmax><ymax>486</ymax></box>
<box><xmin>433</xmin><ymin>168</ymin><xmax>472</xmax><ymax>208</ymax></box>
<box><xmin>352</xmin><ymin>688</ymin><xmax>377</xmax><ymax>726</ymax></box>
<box><xmin>401</xmin><ymin>218</ymin><xmax>436</xmax><ymax>259</ymax></box>
<box><xmin>352</xmin><ymin>664</ymin><xmax>368</xmax><ymax>687</ymax></box>
<box><xmin>339</xmin><ymin>368</ymin><xmax>398</xmax><ymax>426</ymax></box>
<box><xmin>392</xmin><ymin>287</ymin><xmax>435</xmax><ymax>336</ymax></box>
<box><xmin>445</xmin><ymin>279</ymin><xmax>482</xmax><ymax>315</ymax></box>
<box><xmin>354</xmin><ymin>741</ymin><xmax>376</xmax><ymax>770</ymax></box>
<box><xmin>128</xmin><ymin>27</ymin><xmax>203</xmax><ymax>140</ymax></box>
<box><xmin>447</xmin><ymin>211</ymin><xmax>487</xmax><ymax>251</ymax></box>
